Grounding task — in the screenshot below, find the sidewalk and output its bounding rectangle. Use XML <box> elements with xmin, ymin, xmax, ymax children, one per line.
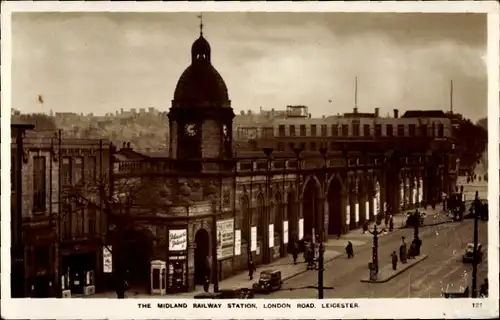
<box><xmin>360</xmin><ymin>254</ymin><xmax>428</xmax><ymax>283</ymax></box>
<box><xmin>89</xmin><ymin>249</ymin><xmax>342</xmax><ymax>299</ymax></box>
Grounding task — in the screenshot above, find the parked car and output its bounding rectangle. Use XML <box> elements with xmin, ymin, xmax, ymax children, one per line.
<box><xmin>252</xmin><ymin>270</ymin><xmax>283</xmax><ymax>293</ymax></box>
<box><xmin>462</xmin><ymin>243</ymin><xmax>483</xmax><ymax>263</ymax></box>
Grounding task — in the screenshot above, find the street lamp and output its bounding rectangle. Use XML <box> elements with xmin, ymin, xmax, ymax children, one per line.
<box><xmin>368</xmin><ymin>224</ymin><xmax>385</xmax><ymax>279</ymax></box>
<box><xmin>471</xmin><ymin>190</ymin><xmax>480</xmax><ymax>298</ymax></box>
<box><xmin>318</xmin><ymin>146</ymin><xmax>328</xmax><ymax>299</ymax></box>
<box><xmin>293</xmin><ymin>147</ymin><xmax>303</xmax><ymax>244</ymax></box>
<box><xmin>263</xmin><ymin>147</ymin><xmax>274</xmax><ymax>265</ymax></box>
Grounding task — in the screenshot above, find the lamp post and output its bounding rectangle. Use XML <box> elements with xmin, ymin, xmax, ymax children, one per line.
<box><xmin>368</xmin><ymin>224</ymin><xmax>385</xmax><ymax>278</ymax></box>
<box><xmin>263</xmin><ymin>147</ymin><xmax>274</xmax><ymax>265</ymax></box>
<box><xmin>318</xmin><ymin>146</ymin><xmax>328</xmax><ymax>299</ymax></box>
<box><xmin>471</xmin><ymin>190</ymin><xmax>479</xmax><ymax>298</ymax></box>
<box><xmin>293</xmin><ymin>147</ymin><xmax>303</xmax><ymax>244</ymax></box>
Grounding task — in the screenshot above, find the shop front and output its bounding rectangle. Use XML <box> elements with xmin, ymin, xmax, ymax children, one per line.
<box><xmin>166</xmin><ymin>227</ymin><xmax>188</xmax><ymax>293</ymax></box>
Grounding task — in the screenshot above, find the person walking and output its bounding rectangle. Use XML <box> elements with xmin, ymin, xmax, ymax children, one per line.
<box><xmin>203</xmin><ymin>275</ymin><xmax>210</xmax><ymax>292</ymax></box>
<box><xmin>248</xmin><ymin>257</ymin><xmax>256</xmax><ymax>280</ymax></box>
<box><xmin>391</xmin><ymin>251</ymin><xmax>398</xmax><ymax>270</ymax></box>
<box><xmin>399</xmin><ymin>237</ymin><xmax>407</xmax><ymax>264</ymax></box>
<box><xmin>291</xmin><ymin>240</ymin><xmax>298</xmax><ymax>265</ymax></box>
<box><xmin>345</xmin><ymin>241</ymin><xmax>354</xmax><ymax>259</ymax></box>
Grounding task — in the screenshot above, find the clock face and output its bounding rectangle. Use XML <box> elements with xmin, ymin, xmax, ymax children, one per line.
<box><xmin>184</xmin><ymin>123</ymin><xmax>197</xmax><ymax>137</ymax></box>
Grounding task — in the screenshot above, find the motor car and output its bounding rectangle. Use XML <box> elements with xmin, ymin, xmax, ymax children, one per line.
<box><xmin>252</xmin><ymin>270</ymin><xmax>282</xmax><ymax>293</ymax></box>
<box><xmin>462</xmin><ymin>242</ymin><xmax>483</xmax><ymax>263</ymax></box>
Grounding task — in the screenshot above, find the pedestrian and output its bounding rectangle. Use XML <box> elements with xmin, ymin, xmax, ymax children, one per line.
<box><xmin>399</xmin><ymin>237</ymin><xmax>407</xmax><ymax>263</ymax></box>
<box><xmin>479</xmin><ymin>278</ymin><xmax>488</xmax><ymax>297</ymax></box>
<box><xmin>408</xmin><ymin>241</ymin><xmax>416</xmax><ymax>260</ymax></box>
<box><xmin>248</xmin><ymin>257</ymin><xmax>256</xmax><ymax>280</ymax></box>
<box><xmin>292</xmin><ymin>241</ymin><xmax>299</xmax><ymax>265</ymax></box>
<box><xmin>363</xmin><ymin>220</ymin><xmax>369</xmax><ymax>234</ymax></box>
<box><xmin>203</xmin><ymin>275</ymin><xmax>210</xmax><ymax>292</ymax></box>
<box><xmin>391</xmin><ymin>251</ymin><xmax>398</xmax><ymax>270</ymax></box>
<box><xmin>345</xmin><ymin>241</ymin><xmax>354</xmax><ymax>259</ymax></box>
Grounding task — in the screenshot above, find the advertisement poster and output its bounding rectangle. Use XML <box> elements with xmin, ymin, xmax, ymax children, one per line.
<box><xmin>268</xmin><ymin>224</ymin><xmax>274</xmax><ymax>248</ymax></box>
<box><xmin>283</xmin><ymin>221</ymin><xmax>288</xmax><ymax>244</ymax></box>
<box><xmin>355</xmin><ymin>202</ymin><xmax>359</xmax><ymax>223</ymax></box>
<box><xmin>419</xmin><ymin>178</ymin><xmax>424</xmax><ymax>202</ymax></box>
<box><xmin>298</xmin><ymin>219</ymin><xmax>304</xmax><ymax>240</ymax></box>
<box><xmin>217</xmin><ymin>219</ymin><xmax>234</xmax><ymax>260</ymax></box>
<box><xmin>234</xmin><ymin>230</ymin><xmax>241</xmax><ymax>256</ymax></box>
<box><xmin>413</xmin><ymin>188</ymin><xmax>417</xmax><ymax>204</ymax></box>
<box><xmin>365</xmin><ymin>201</ymin><xmax>369</xmax><ymax>220</ymax></box>
<box><xmin>373</xmin><ymin>199</ymin><xmax>377</xmax><ymax>218</ymax></box>
<box><xmin>251</xmin><ymin>226</ymin><xmax>257</xmax><ymax>252</ymax></box>
<box><xmin>376</xmin><ymin>191</ymin><xmax>381</xmax><ymax>214</ymax></box>
<box><xmin>103</xmin><ymin>246</ymin><xmax>112</xmax><ymax>273</ymax></box>
<box><xmin>169</xmin><ymin>229</ymin><xmax>187</xmax><ymax>251</ymax></box>
<box><xmin>346</xmin><ymin>205</ymin><xmax>350</xmax><ymax>225</ymax></box>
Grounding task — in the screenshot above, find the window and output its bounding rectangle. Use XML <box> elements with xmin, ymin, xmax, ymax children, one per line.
<box><xmin>86</xmin><ymin>156</ymin><xmax>97</xmax><ymax>183</ymax></box>
<box><xmin>74</xmin><ymin>157</ymin><xmax>84</xmax><ymax>184</ymax></box>
<box><xmin>341</xmin><ymin>124</ymin><xmax>349</xmax><ymax>136</ymax></box>
<box><xmin>397</xmin><ymin>125</ymin><xmax>405</xmax><ymax>137</ymax></box>
<box><xmin>299</xmin><ymin>125</ymin><xmax>306</xmax><ymax>137</ymax></box>
<box><xmin>420</xmin><ymin>124</ymin><xmax>428</xmax><ymax>137</ymax></box>
<box><xmin>330</xmin><ymin>142</ymin><xmax>336</xmax><ymax>151</ymax></box>
<box><xmin>310</xmin><ymin>125</ymin><xmax>317</xmax><ymax>136</ymax></box>
<box><xmin>288</xmin><ymin>142</ymin><xmax>295</xmax><ymax>151</ymax></box>
<box><xmin>438</xmin><ymin>124</ymin><xmax>444</xmax><ymax>137</ymax></box>
<box><xmin>32</xmin><ymin>156</ymin><xmax>46</xmax><ymax>213</ymax></box>
<box><xmin>409</xmin><ymin>124</ymin><xmax>416</xmax><ymax>137</ymax></box>
<box><xmin>88</xmin><ymin>207</ymin><xmax>96</xmax><ymax>235</ymax></box>
<box><xmin>62</xmin><ymin>157</ymin><xmax>72</xmax><ymax>185</ymax></box>
<box><xmin>310</xmin><ymin>142</ymin><xmax>317</xmax><ymax>151</ymax></box>
<box><xmin>299</xmin><ymin>142</ymin><xmax>306</xmax><ymax>150</ymax></box>
<box><xmin>352</xmin><ymin>123</ymin><xmax>360</xmax><ymax>136</ymax></box>
<box><xmin>375</xmin><ymin>124</ymin><xmax>382</xmax><ymax>137</ymax></box>
<box><xmin>363</xmin><ymin>124</ymin><xmax>371</xmax><ymax>137</ymax></box>
<box><xmin>62</xmin><ymin>202</ymin><xmax>72</xmax><ymax>239</ymax></box>
<box><xmin>289</xmin><ymin>125</ymin><xmax>296</xmax><ymax>137</ymax></box>
<box><xmin>278</xmin><ymin>125</ymin><xmax>286</xmax><ymax>137</ymax></box>
<box><xmin>331</xmin><ymin>125</ymin><xmax>338</xmax><ymax>137</ymax></box>
<box><xmin>35</xmin><ymin>247</ymin><xmax>50</xmax><ymax>268</ymax></box>
<box><xmin>74</xmin><ymin>206</ymin><xmax>84</xmax><ymax>237</ymax></box>
<box><xmin>386</xmin><ymin>124</ymin><xmax>393</xmax><ymax>137</ymax></box>
<box><xmin>321</xmin><ymin>125</ymin><xmax>327</xmax><ymax>137</ymax></box>
<box><xmin>277</xmin><ymin>142</ymin><xmax>285</xmax><ymax>152</ymax></box>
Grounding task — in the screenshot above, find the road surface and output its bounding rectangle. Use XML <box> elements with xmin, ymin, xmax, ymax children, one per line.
<box><xmin>260</xmin><ymin>219</ymin><xmax>487</xmax><ymax>298</ymax></box>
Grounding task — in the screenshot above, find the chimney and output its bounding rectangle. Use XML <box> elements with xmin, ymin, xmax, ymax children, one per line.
<box><xmin>393</xmin><ymin>109</ymin><xmax>399</xmax><ymax>119</ymax></box>
<box><xmin>353</xmin><ymin>107</ymin><xmax>358</xmax><ymax>114</ymax></box>
<box><xmin>308</xmin><ymin>113</ymin><xmax>312</xmax><ymax>119</ymax></box>
<box><xmin>375</xmin><ymin>108</ymin><xmax>380</xmax><ymax>118</ymax></box>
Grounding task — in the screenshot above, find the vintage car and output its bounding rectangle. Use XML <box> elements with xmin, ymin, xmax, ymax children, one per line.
<box><xmin>462</xmin><ymin>243</ymin><xmax>483</xmax><ymax>263</ymax></box>
<box><xmin>252</xmin><ymin>270</ymin><xmax>283</xmax><ymax>293</ymax></box>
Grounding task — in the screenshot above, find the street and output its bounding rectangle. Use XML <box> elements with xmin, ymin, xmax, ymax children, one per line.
<box><xmin>262</xmin><ymin>219</ymin><xmax>488</xmax><ymax>298</ymax></box>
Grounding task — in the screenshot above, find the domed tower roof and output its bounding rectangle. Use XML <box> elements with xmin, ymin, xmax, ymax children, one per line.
<box><xmin>172</xmin><ymin>30</ymin><xmax>230</xmax><ymax>108</ymax></box>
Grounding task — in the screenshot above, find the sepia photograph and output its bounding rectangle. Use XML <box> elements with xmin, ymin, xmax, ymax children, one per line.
<box><xmin>1</xmin><ymin>1</ymin><xmax>499</xmax><ymax>319</ymax></box>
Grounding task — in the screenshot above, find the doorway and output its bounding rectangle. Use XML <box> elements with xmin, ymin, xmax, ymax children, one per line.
<box><xmin>194</xmin><ymin>229</ymin><xmax>210</xmax><ymax>285</ymax></box>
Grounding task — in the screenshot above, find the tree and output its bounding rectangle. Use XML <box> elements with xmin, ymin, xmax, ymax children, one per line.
<box><xmin>61</xmin><ymin>171</ymin><xmax>174</xmax><ymax>298</ymax></box>
<box><xmin>453</xmin><ymin>118</ymin><xmax>487</xmax><ymax>170</ymax></box>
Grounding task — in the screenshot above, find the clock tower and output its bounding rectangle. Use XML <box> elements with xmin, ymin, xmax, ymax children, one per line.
<box><xmin>168</xmin><ymin>24</ymin><xmax>234</xmax><ymax>170</ymax></box>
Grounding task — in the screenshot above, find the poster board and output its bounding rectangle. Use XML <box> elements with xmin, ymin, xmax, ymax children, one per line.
<box><xmin>217</xmin><ymin>219</ymin><xmax>234</xmax><ymax>260</ymax></box>
<box><xmin>298</xmin><ymin>219</ymin><xmax>304</xmax><ymax>240</ymax></box>
<box><xmin>268</xmin><ymin>224</ymin><xmax>274</xmax><ymax>248</ymax></box>
<box><xmin>234</xmin><ymin>230</ymin><xmax>241</xmax><ymax>256</ymax></box>
<box><xmin>251</xmin><ymin>226</ymin><xmax>257</xmax><ymax>252</ymax></box>
<box><xmin>283</xmin><ymin>221</ymin><xmax>289</xmax><ymax>244</ymax></box>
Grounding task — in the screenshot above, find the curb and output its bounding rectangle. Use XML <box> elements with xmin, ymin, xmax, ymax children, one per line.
<box><xmin>282</xmin><ymin>253</ymin><xmax>343</xmax><ymax>282</ymax></box>
<box><xmin>359</xmin><ymin>254</ymin><xmax>429</xmax><ymax>284</ymax></box>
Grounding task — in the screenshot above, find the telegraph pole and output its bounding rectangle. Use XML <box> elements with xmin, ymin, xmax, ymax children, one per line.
<box><xmin>471</xmin><ymin>190</ymin><xmax>479</xmax><ymax>298</ymax></box>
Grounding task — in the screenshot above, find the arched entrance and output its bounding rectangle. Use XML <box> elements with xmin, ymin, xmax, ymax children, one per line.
<box><xmin>256</xmin><ymin>194</ymin><xmax>266</xmax><ymax>262</ymax></box>
<box><xmin>302</xmin><ymin>179</ymin><xmax>320</xmax><ymax>240</ymax></box>
<box><xmin>287</xmin><ymin>192</ymin><xmax>297</xmax><ymax>243</ymax></box>
<box><xmin>194</xmin><ymin>229</ymin><xmax>210</xmax><ymax>285</ymax></box>
<box><xmin>121</xmin><ymin>228</ymin><xmax>154</xmax><ymax>289</ymax></box>
<box><xmin>327</xmin><ymin>177</ymin><xmax>343</xmax><ymax>237</ymax></box>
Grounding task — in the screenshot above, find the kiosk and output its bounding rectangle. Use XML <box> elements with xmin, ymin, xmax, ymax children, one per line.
<box><xmin>150</xmin><ymin>260</ymin><xmax>167</xmax><ymax>296</ymax></box>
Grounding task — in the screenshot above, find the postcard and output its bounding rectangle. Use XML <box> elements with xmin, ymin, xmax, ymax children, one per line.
<box><xmin>1</xmin><ymin>1</ymin><xmax>498</xmax><ymax>319</ymax></box>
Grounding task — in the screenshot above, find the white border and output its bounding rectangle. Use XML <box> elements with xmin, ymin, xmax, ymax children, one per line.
<box><xmin>1</xmin><ymin>1</ymin><xmax>499</xmax><ymax>319</ymax></box>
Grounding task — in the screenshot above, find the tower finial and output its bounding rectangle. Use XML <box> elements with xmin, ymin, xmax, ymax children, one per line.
<box><xmin>198</xmin><ymin>13</ymin><xmax>204</xmax><ymax>36</ymax></box>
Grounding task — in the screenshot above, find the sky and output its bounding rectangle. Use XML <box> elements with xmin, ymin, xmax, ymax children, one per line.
<box><xmin>11</xmin><ymin>12</ymin><xmax>488</xmax><ymax>121</ymax></box>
